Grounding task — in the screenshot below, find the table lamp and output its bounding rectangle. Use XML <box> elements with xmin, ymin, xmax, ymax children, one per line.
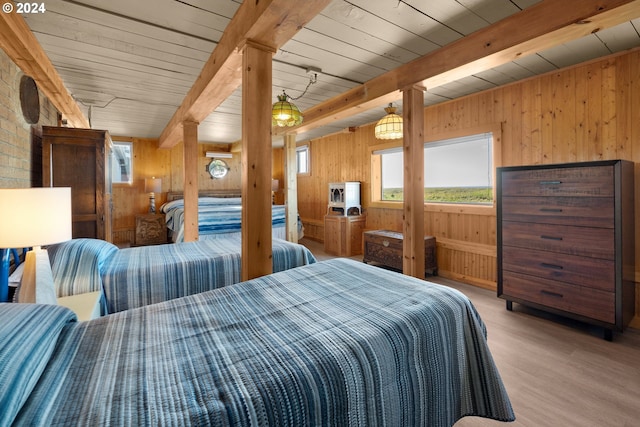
<box><xmin>0</xmin><ymin>188</ymin><xmax>72</xmax><ymax>303</ymax></box>
<box><xmin>144</xmin><ymin>177</ymin><xmax>162</xmax><ymax>213</ymax></box>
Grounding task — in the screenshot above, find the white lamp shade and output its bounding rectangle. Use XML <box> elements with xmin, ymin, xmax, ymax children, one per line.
<box><xmin>0</xmin><ymin>187</ymin><xmax>72</xmax><ymax>248</ymax></box>
<box><xmin>144</xmin><ymin>177</ymin><xmax>162</xmax><ymax>193</ymax></box>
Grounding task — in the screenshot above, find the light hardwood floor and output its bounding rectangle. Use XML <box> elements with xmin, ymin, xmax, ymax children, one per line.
<box><xmin>299</xmin><ymin>238</ymin><xmax>640</xmax><ymax>427</ymax></box>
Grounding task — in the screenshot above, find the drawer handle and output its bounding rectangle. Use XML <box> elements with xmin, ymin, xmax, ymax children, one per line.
<box><xmin>540</xmin><ymin>235</ymin><xmax>563</xmax><ymax>241</ymax></box>
<box><xmin>541</xmin><ymin>262</ymin><xmax>563</xmax><ymax>270</ymax></box>
<box><xmin>540</xmin><ymin>290</ymin><xmax>563</xmax><ymax>298</ymax></box>
<box><xmin>539</xmin><ymin>180</ymin><xmax>562</xmax><ymax>185</ymax></box>
<box><xmin>382</xmin><ymin>240</ymin><xmax>390</xmax><ymax>247</ymax></box>
<box><xmin>540</xmin><ymin>208</ymin><xmax>563</xmax><ymax>213</ymax></box>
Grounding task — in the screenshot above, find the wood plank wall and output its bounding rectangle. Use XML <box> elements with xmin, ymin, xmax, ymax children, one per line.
<box><xmin>296</xmin><ymin>47</ymin><xmax>640</xmax><ymax>326</ymax></box>
<box><xmin>112</xmin><ymin>139</ymin><xmax>286</xmax><ymax>245</ymax></box>
<box><xmin>111</xmin><ymin>139</ymin><xmax>241</xmax><ymax>245</ymax></box>
<box><xmin>297</xmin><ymin>129</ymin><xmax>370</xmax><ymax>236</ymax></box>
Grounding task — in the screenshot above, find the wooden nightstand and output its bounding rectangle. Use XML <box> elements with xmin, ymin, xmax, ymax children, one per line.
<box><xmin>135</xmin><ymin>214</ymin><xmax>167</xmax><ymax>246</ymax></box>
<box><xmin>324</xmin><ymin>213</ymin><xmax>366</xmax><ymax>256</ymax></box>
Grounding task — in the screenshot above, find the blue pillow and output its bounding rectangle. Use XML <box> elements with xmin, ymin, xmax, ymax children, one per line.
<box><xmin>47</xmin><ymin>239</ymin><xmax>118</xmax><ymax>297</ymax></box>
<box><xmin>0</xmin><ymin>303</ymin><xmax>76</xmax><ymax>426</ymax></box>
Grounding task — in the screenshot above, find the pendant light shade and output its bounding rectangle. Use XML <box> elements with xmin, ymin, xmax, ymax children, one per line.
<box><xmin>272</xmin><ymin>91</ymin><xmax>303</xmax><ymax>127</ymax></box>
<box><xmin>374</xmin><ymin>103</ymin><xmax>403</xmax><ymax>140</ymax></box>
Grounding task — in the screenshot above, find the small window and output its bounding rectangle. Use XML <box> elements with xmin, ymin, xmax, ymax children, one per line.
<box><xmin>296</xmin><ymin>145</ymin><xmax>309</xmax><ymax>175</ymax></box>
<box><xmin>375</xmin><ymin>132</ymin><xmax>493</xmax><ymax>204</ymax></box>
<box><xmin>112</xmin><ymin>142</ymin><xmax>133</xmax><ymax>184</ymax></box>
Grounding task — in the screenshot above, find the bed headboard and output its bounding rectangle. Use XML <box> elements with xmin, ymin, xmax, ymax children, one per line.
<box><xmin>167</xmin><ymin>190</ymin><xmax>242</xmax><ymax>201</ymax></box>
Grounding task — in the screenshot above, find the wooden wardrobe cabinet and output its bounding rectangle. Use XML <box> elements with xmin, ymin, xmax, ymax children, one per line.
<box><xmin>42</xmin><ymin>126</ymin><xmax>113</xmax><ymax>242</ymax></box>
<box><xmin>497</xmin><ymin>160</ymin><xmax>635</xmax><ymax>340</ymax></box>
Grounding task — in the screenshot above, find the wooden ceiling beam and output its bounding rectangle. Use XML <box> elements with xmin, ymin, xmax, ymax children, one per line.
<box><xmin>0</xmin><ymin>9</ymin><xmax>89</xmax><ymax>128</ymax></box>
<box><xmin>158</xmin><ymin>0</ymin><xmax>331</xmax><ymax>149</ymax></box>
<box><xmin>277</xmin><ymin>0</ymin><xmax>640</xmax><ymax>136</ymax></box>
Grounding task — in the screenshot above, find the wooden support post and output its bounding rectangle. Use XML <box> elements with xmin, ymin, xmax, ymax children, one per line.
<box><xmin>402</xmin><ymin>85</ymin><xmax>425</xmax><ymax>279</ymax></box>
<box><xmin>284</xmin><ymin>134</ymin><xmax>299</xmax><ymax>242</ymax></box>
<box><xmin>241</xmin><ymin>41</ymin><xmax>274</xmax><ymax>280</ymax></box>
<box><xmin>183</xmin><ymin>121</ymin><xmax>199</xmax><ymax>242</ymax></box>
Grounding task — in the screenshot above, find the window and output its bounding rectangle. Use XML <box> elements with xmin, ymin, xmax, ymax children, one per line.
<box><xmin>375</xmin><ymin>132</ymin><xmax>493</xmax><ymax>204</ymax></box>
<box><xmin>112</xmin><ymin>142</ymin><xmax>133</xmax><ymax>184</ymax></box>
<box><xmin>296</xmin><ymin>145</ymin><xmax>309</xmax><ymax>174</ymax></box>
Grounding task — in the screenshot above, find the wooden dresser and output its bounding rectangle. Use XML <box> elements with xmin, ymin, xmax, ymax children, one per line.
<box><xmin>497</xmin><ymin>160</ymin><xmax>635</xmax><ymax>340</ymax></box>
<box><xmin>363</xmin><ymin>230</ymin><xmax>437</xmax><ymax>276</ymax></box>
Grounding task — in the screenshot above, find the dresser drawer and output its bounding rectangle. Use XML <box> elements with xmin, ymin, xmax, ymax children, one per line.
<box><xmin>500</xmin><ymin>196</ymin><xmax>614</xmax><ymax>228</ymax></box>
<box><xmin>497</xmin><ymin>160</ymin><xmax>635</xmax><ymax>337</ymax></box>
<box><xmin>501</xmin><ymin>166</ymin><xmax>614</xmax><ymax>197</ymax></box>
<box><xmin>502</xmin><ymin>221</ymin><xmax>614</xmax><ymax>259</ymax></box>
<box><xmin>502</xmin><ymin>247</ymin><xmax>615</xmax><ymax>292</ymax></box>
<box><xmin>502</xmin><ymin>271</ymin><xmax>615</xmax><ymax>324</ymax></box>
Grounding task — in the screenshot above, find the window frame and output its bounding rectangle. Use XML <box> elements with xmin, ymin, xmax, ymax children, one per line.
<box><xmin>296</xmin><ymin>144</ymin><xmax>310</xmax><ymax>175</ymax></box>
<box><xmin>370</xmin><ymin>124</ymin><xmax>502</xmax><ymax>209</ymax></box>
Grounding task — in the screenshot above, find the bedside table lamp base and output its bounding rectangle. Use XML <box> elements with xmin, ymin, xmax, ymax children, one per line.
<box><xmin>144</xmin><ymin>177</ymin><xmax>162</xmax><ymax>214</ymax></box>
<box><xmin>18</xmin><ymin>247</ymin><xmax>58</xmax><ymax>304</ymax></box>
<box><xmin>148</xmin><ymin>194</ymin><xmax>156</xmax><ymax>214</ymax></box>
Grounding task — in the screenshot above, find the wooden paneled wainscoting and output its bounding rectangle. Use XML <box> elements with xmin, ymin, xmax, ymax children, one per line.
<box><xmin>365</xmin><ymin>203</ymin><xmax>498</xmax><ymax>287</ymax></box>
<box><xmin>112</xmin><ymin>228</ymin><xmax>135</xmax><ymax>246</ymax></box>
<box><xmin>435</xmin><ymin>237</ymin><xmax>496</xmax><ymax>290</ymax></box>
<box><xmin>304</xmin><ymin>204</ymin><xmax>498</xmax><ymax>287</ymax></box>
<box><xmin>300</xmin><ymin>218</ymin><xmax>324</xmax><ymax>242</ymax></box>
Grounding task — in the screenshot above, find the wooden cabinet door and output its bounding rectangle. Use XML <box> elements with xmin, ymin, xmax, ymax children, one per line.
<box><xmin>42</xmin><ymin>127</ymin><xmax>111</xmax><ymax>242</ymax></box>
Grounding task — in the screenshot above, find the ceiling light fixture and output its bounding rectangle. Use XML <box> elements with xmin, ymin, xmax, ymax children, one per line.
<box><xmin>272</xmin><ymin>91</ymin><xmax>303</xmax><ymax>127</ymax></box>
<box><xmin>374</xmin><ymin>103</ymin><xmax>403</xmax><ymax>140</ymax></box>
<box><xmin>272</xmin><ymin>70</ymin><xmax>318</xmax><ymax>127</ymax></box>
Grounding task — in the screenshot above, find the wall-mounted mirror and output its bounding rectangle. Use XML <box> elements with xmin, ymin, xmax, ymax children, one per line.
<box><xmin>207</xmin><ymin>159</ymin><xmax>229</xmax><ymax>179</ymax></box>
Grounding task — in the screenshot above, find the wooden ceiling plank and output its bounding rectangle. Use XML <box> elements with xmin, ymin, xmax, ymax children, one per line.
<box><xmin>60</xmin><ymin>0</ymin><xmax>236</xmax><ymax>42</ymax></box>
<box><xmin>279</xmin><ymin>0</ymin><xmax>640</xmax><ymax>136</ymax></box>
<box><xmin>29</xmin><ymin>22</ymin><xmax>212</xmax><ymax>69</ymax></box>
<box><xmin>158</xmin><ymin>0</ymin><xmax>332</xmax><ymax>149</ymax></box>
<box><xmin>0</xmin><ymin>10</ymin><xmax>89</xmax><ymax>128</ymax></box>
<box><xmin>36</xmin><ymin>1</ymin><xmax>218</xmax><ymax>53</ymax></box>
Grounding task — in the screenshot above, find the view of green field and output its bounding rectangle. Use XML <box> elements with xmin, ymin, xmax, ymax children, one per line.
<box><xmin>382</xmin><ymin>187</ymin><xmax>493</xmax><ymax>204</ymax></box>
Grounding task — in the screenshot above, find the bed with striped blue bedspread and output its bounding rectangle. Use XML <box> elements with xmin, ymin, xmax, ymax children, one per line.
<box><xmin>3</xmin><ymin>259</ymin><xmax>514</xmax><ymax>426</ymax></box>
<box><xmin>47</xmin><ymin>237</ymin><xmax>316</xmax><ymax>314</ymax></box>
<box><xmin>161</xmin><ymin>198</ymin><xmax>291</xmax><ymax>243</ymax></box>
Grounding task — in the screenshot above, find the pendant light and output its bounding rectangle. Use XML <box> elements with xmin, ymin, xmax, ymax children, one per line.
<box><xmin>374</xmin><ymin>103</ymin><xmax>403</xmax><ymax>140</ymax></box>
<box><xmin>272</xmin><ymin>91</ymin><xmax>303</xmax><ymax>127</ymax></box>
<box><xmin>272</xmin><ymin>70</ymin><xmax>319</xmax><ymax>128</ymax></box>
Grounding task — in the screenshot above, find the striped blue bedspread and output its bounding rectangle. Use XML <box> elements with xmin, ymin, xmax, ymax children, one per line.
<box><xmin>161</xmin><ymin>198</ymin><xmax>288</xmax><ymax>243</ymax></box>
<box><xmin>47</xmin><ymin>237</ymin><xmax>316</xmax><ymax>314</ymax></box>
<box><xmin>7</xmin><ymin>259</ymin><xmax>514</xmax><ymax>426</ymax></box>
